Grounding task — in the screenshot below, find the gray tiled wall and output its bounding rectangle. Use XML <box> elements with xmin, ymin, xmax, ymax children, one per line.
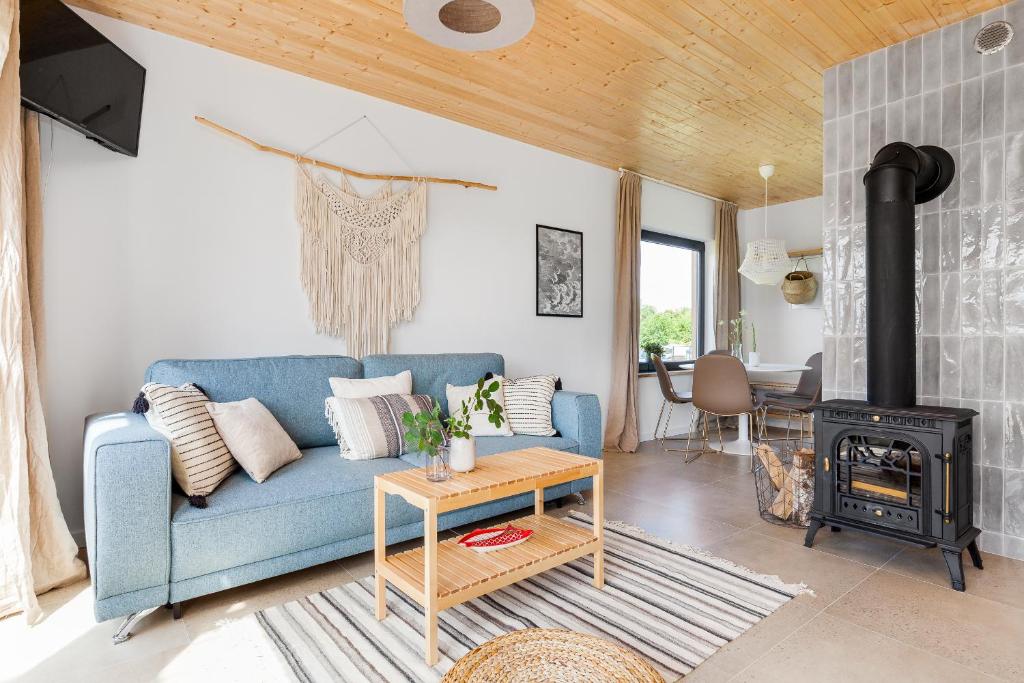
<box><xmin>822</xmin><ymin>0</ymin><xmax>1024</xmax><ymax>561</ymax></box>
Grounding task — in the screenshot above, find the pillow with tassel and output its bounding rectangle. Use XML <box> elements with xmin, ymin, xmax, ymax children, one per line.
<box><xmin>133</xmin><ymin>382</ymin><xmax>236</xmax><ymax>507</ymax></box>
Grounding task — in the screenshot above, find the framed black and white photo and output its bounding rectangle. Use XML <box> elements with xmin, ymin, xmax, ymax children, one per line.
<box><xmin>536</xmin><ymin>224</ymin><xmax>583</xmax><ymax>318</ymax></box>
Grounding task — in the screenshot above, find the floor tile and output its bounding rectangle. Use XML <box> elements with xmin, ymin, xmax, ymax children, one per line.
<box><xmin>883</xmin><ymin>545</ymin><xmax>1024</xmax><ymax>610</ymax></box>
<box><xmin>753</xmin><ymin>519</ymin><xmax>905</xmax><ymax>568</ymax></box>
<box><xmin>827</xmin><ymin>570</ymin><xmax>1024</xmax><ymax>680</ymax></box>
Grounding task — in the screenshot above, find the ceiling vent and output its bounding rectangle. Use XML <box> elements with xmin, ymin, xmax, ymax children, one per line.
<box><xmin>974</xmin><ymin>20</ymin><xmax>1014</xmax><ymax>55</ymax></box>
<box><xmin>405</xmin><ymin>0</ymin><xmax>535</xmax><ymax>51</ymax></box>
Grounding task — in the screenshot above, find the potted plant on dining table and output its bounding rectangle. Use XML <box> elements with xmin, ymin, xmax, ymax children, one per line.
<box><xmin>402</xmin><ymin>378</ymin><xmax>505</xmax><ymax>481</ymax></box>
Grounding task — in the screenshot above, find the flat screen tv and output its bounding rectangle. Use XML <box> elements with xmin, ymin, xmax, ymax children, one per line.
<box><xmin>20</xmin><ymin>0</ymin><xmax>145</xmax><ymax>156</ymax></box>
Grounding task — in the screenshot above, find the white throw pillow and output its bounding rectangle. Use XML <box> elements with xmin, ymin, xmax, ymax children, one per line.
<box><xmin>504</xmin><ymin>375</ymin><xmax>559</xmax><ymax>436</ymax></box>
<box><xmin>329</xmin><ymin>370</ymin><xmax>412</xmax><ymax>398</ymax></box>
<box><xmin>206</xmin><ymin>398</ymin><xmax>302</xmax><ymax>483</ymax></box>
<box><xmin>446</xmin><ymin>376</ymin><xmax>514</xmax><ymax>436</ymax></box>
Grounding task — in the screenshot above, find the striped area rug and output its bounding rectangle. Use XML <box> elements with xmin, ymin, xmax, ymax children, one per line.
<box><xmin>248</xmin><ymin>512</ymin><xmax>805</xmax><ymax>682</ymax></box>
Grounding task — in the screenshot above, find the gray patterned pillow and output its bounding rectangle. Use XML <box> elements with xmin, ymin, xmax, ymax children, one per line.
<box><xmin>325</xmin><ymin>394</ymin><xmax>441</xmax><ymax>460</ymax></box>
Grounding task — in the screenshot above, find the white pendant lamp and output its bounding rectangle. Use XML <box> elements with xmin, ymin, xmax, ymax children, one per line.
<box><xmin>738</xmin><ymin>164</ymin><xmax>791</xmax><ymax>286</ymax></box>
<box><xmin>404</xmin><ymin>0</ymin><xmax>535</xmax><ymax>51</ymax></box>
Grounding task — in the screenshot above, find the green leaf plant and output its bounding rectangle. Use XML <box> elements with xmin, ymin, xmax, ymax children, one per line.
<box><xmin>402</xmin><ymin>378</ymin><xmax>505</xmax><ymax>458</ymax></box>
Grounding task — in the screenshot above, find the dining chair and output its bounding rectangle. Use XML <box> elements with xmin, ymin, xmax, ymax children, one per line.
<box><xmin>757</xmin><ymin>352</ymin><xmax>822</xmax><ymax>444</ymax></box>
<box><xmin>651</xmin><ymin>355</ymin><xmax>702</xmax><ymax>455</ymax></box>
<box><xmin>686</xmin><ymin>354</ymin><xmax>761</xmax><ymax>466</ymax></box>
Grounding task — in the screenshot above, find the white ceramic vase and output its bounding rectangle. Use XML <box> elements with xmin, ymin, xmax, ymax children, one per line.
<box><xmin>450</xmin><ymin>436</ymin><xmax>476</xmax><ymax>472</ymax></box>
<box><xmin>748</xmin><ymin>351</ymin><xmax>761</xmax><ymax>367</ymax></box>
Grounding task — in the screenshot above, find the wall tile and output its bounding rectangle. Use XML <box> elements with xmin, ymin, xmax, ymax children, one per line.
<box><xmin>837</xmin><ymin>115</ymin><xmax>853</xmax><ymax>171</ymax></box>
<box><xmin>982</xmin><ymin>204</ymin><xmax>1004</xmax><ymax>269</ymax></box>
<box><xmin>869</xmin><ymin>105</ymin><xmax>887</xmax><ymax>154</ymax></box>
<box><xmin>941</xmin><ymin>23</ymin><xmax>962</xmax><ymax>85</ymax></box>
<box><xmin>962</xmin><ymin>336</ymin><xmax>982</xmax><ymax>399</ymax></box>
<box><xmin>941</xmin><ymin>146</ymin><xmax>960</xmax><ymax>210</ymax></box>
<box><xmin>823</xmin><ymin>66</ymin><xmax>837</xmax><ymax>121</ymax></box>
<box><xmin>922</xmin><ymin>90</ymin><xmax>941</xmax><ymax>146</ymax></box>
<box><xmin>837</xmin><ymin>61</ymin><xmax>853</xmax><ymax>117</ymax></box>
<box><xmin>921</xmin><ymin>335</ymin><xmax>940</xmax><ymax>396</ymax></box>
<box><xmin>962</xmin><ymin>77</ymin><xmax>983</xmax><ymax>145</ymax></box>
<box><xmin>853</xmin><ymin>112</ymin><xmax>869</xmax><ymax>169</ymax></box>
<box><xmin>1005</xmin><ymin>403</ymin><xmax>1024</xmax><ymax>469</ymax></box>
<box><xmin>941</xmin><ymin>210</ymin><xmax>961</xmax><ymax>271</ymax></box>
<box><xmin>836</xmin><ymin>223</ymin><xmax>851</xmax><ymax>281</ymax></box>
<box><xmin>922</xmin><ymin>212</ymin><xmax>941</xmax><ymax>272</ymax></box>
<box><xmin>962</xmin><ymin>15</ymin><xmax>983</xmax><ymax>81</ymax></box>
<box><xmin>852</xmin><ymin>336</ymin><xmax>866</xmax><ymax>392</ymax></box>
<box><xmin>852</xmin><ymin>280</ymin><xmax>866</xmax><ymax>336</ymax></box>
<box><xmin>922</xmin><ymin>30</ymin><xmax>942</xmax><ymax>92</ymax></box>
<box><xmin>851</xmin><ymin>222</ymin><xmax>865</xmax><ymax>276</ymax></box>
<box><xmin>961</xmin><ymin>208</ymin><xmax>983</xmax><ymax>268</ymax></box>
<box><xmin>838</xmin><ymin>171</ymin><xmax>853</xmax><ymax>226</ymax></box>
<box><xmin>1007</xmin><ymin>0</ymin><xmax>1024</xmax><ymax>67</ymax></box>
<box><xmin>983</xmin><ymin>271</ymin><xmax>1004</xmax><ymax>335</ymax></box>
<box><xmin>982</xmin><ymin>138</ymin><xmax>1004</xmax><ymax>205</ymax></box>
<box><xmin>836</xmin><ymin>335</ymin><xmax>852</xmax><ymax>392</ymax></box>
<box><xmin>940</xmin><ymin>272</ymin><xmax>960</xmax><ymax>335</ymax></box>
<box><xmin>983</xmin><ymin>403</ymin><xmax>1005</xmax><ymax>466</ymax></box>
<box><xmin>982</xmin><ymin>465</ymin><xmax>1003</xmax><ymax>532</ymax></box>
<box><xmin>887</xmin><ymin>42</ymin><xmax>905</xmax><ymax>101</ymax></box>
<box><xmin>869</xmin><ymin>48</ymin><xmax>887</xmax><ymax>108</ymax></box>
<box><xmin>823</xmin><ymin>282</ymin><xmax>835</xmax><ymax>336</ymax></box>
<box><xmin>983</xmin><ymin>335</ymin><xmax>1004</xmax><ymax>400</ymax></box>
<box><xmin>853</xmin><ymin>55</ymin><xmax>869</xmax><ymax>113</ymax></box>
<box><xmin>823</xmin><ymin>119</ymin><xmax>837</xmax><ymax>174</ymax></box>
<box><xmin>962</xmin><ymin>271</ymin><xmax>982</xmax><ymax>334</ymax></box>
<box><xmin>941</xmin><ymin>84</ymin><xmax>962</xmax><ymax>147</ymax></box>
<box><xmin>960</xmin><ymin>144</ymin><xmax>982</xmax><ymax>207</ymax></box>
<box><xmin>904</xmin><ymin>95</ymin><xmax>922</xmax><ymax>146</ymax></box>
<box><xmin>1005</xmin><ymin>470</ymin><xmax>1024</xmax><ymax>538</ymax></box>
<box><xmin>1005</xmin><ymin>268</ymin><xmax>1024</xmax><ymax>334</ymax></box>
<box><xmin>836</xmin><ymin>281</ymin><xmax>852</xmax><ymax>336</ymax></box>
<box><xmin>904</xmin><ymin>35</ymin><xmax>923</xmax><ymax>97</ymax></box>
<box><xmin>1006</xmin><ymin>202</ymin><xmax>1024</xmax><ymax>267</ymax></box>
<box><xmin>982</xmin><ymin>71</ymin><xmax>1005</xmax><ymax>140</ymax></box>
<box><xmin>823</xmin><ymin>335</ymin><xmax>837</xmax><ymax>392</ymax></box>
<box><xmin>1007</xmin><ymin>66</ymin><xmax>1024</xmax><ymax>133</ymax></box>
<box><xmin>921</xmin><ymin>274</ymin><xmax>940</xmax><ymax>334</ymax></box>
<box><xmin>1007</xmin><ymin>133</ymin><xmax>1024</xmax><ymax>203</ymax></box>
<box><xmin>1006</xmin><ymin>336</ymin><xmax>1024</xmax><ymax>402</ymax></box>
<box><xmin>941</xmin><ymin>336</ymin><xmax>961</xmax><ymax>398</ymax></box>
<box><xmin>823</xmin><ymin>174</ymin><xmax>837</xmax><ymax>229</ymax></box>
<box><xmin>823</xmin><ymin>227</ymin><xmax>835</xmax><ymax>281</ymax></box>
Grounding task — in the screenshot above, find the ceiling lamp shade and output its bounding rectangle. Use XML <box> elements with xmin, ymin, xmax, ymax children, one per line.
<box><xmin>738</xmin><ymin>164</ymin><xmax>790</xmax><ymax>285</ymax></box>
<box><xmin>404</xmin><ymin>0</ymin><xmax>535</xmax><ymax>51</ymax></box>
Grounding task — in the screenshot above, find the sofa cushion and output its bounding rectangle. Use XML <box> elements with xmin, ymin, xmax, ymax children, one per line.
<box><xmin>362</xmin><ymin>353</ymin><xmax>504</xmax><ymax>416</ymax></box>
<box><xmin>146</xmin><ymin>356</ymin><xmax>361</xmax><ymax>449</ymax></box>
<box><xmin>169</xmin><ymin>446</ymin><xmax>421</xmax><ymax>581</ymax></box>
<box><xmin>397</xmin><ymin>434</ymin><xmax>580</xmax><ymax>467</ymax></box>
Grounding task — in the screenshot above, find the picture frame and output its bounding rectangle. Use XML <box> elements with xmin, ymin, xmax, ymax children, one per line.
<box><xmin>536</xmin><ymin>224</ymin><xmax>583</xmax><ymax>318</ymax></box>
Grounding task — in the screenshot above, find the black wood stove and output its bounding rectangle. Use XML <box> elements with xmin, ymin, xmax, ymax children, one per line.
<box><xmin>805</xmin><ymin>142</ymin><xmax>982</xmax><ymax>591</ymax></box>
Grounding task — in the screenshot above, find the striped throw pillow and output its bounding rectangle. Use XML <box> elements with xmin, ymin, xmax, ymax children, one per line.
<box><xmin>504</xmin><ymin>375</ymin><xmax>559</xmax><ymax>436</ymax></box>
<box><xmin>140</xmin><ymin>382</ymin><xmax>236</xmax><ymax>506</ymax></box>
<box><xmin>325</xmin><ymin>394</ymin><xmax>442</xmax><ymax>460</ymax></box>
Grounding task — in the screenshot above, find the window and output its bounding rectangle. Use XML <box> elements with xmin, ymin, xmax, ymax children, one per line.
<box><xmin>639</xmin><ymin>230</ymin><xmax>706</xmax><ymax>373</ymax></box>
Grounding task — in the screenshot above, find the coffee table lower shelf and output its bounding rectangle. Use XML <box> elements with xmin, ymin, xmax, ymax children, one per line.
<box><xmin>378</xmin><ymin>514</ymin><xmax>598</xmax><ymax>612</ymax></box>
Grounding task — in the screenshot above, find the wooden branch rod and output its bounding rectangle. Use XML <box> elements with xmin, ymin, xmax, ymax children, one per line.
<box><xmin>194</xmin><ymin>116</ymin><xmax>498</xmax><ymax>191</ymax></box>
<box><xmin>788</xmin><ymin>247</ymin><xmax>823</xmax><ymax>258</ymax></box>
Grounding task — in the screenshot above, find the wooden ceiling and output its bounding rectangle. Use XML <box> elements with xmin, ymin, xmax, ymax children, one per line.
<box><xmin>70</xmin><ymin>0</ymin><xmax>1006</xmax><ymax>207</ymax></box>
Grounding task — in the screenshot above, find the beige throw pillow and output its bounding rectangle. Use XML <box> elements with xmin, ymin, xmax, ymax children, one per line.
<box><xmin>206</xmin><ymin>398</ymin><xmax>302</xmax><ymax>483</ymax></box>
<box><xmin>446</xmin><ymin>376</ymin><xmax>513</xmax><ymax>436</ymax></box>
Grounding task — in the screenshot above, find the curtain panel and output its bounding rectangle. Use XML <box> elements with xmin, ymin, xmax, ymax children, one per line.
<box><xmin>713</xmin><ymin>201</ymin><xmax>740</xmax><ymax>349</ymax></box>
<box><xmin>604</xmin><ymin>171</ymin><xmax>641</xmax><ymax>453</ymax></box>
<box><xmin>0</xmin><ymin>2</ymin><xmax>86</xmax><ymax>623</ymax></box>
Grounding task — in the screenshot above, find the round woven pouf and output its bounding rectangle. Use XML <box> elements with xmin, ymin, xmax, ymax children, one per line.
<box><xmin>442</xmin><ymin>628</ymin><xmax>664</xmax><ymax>683</ymax></box>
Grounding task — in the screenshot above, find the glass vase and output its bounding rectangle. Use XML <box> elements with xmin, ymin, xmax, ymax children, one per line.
<box><xmin>424</xmin><ymin>446</ymin><xmax>451</xmax><ymax>482</ymax></box>
<box><xmin>731</xmin><ymin>342</ymin><xmax>743</xmax><ymax>359</ymax></box>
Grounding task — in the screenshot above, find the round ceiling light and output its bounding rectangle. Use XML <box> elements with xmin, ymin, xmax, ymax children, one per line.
<box><xmin>404</xmin><ymin>0</ymin><xmax>535</xmax><ymax>51</ymax></box>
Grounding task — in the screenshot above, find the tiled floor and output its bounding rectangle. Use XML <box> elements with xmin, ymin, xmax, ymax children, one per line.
<box><xmin>4</xmin><ymin>439</ymin><xmax>1023</xmax><ymax>682</ymax></box>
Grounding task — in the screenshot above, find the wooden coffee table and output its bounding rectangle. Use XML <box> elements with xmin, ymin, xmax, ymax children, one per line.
<box><xmin>374</xmin><ymin>447</ymin><xmax>605</xmax><ymax>665</ymax></box>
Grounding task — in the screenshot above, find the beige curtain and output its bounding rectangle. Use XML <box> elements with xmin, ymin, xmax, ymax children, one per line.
<box><xmin>714</xmin><ymin>201</ymin><xmax>740</xmax><ymax>349</ymax></box>
<box><xmin>0</xmin><ymin>2</ymin><xmax>86</xmax><ymax>623</ymax></box>
<box><xmin>604</xmin><ymin>171</ymin><xmax>641</xmax><ymax>453</ymax></box>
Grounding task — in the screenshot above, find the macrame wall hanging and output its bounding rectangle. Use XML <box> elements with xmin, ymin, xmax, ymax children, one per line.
<box><xmin>193</xmin><ymin>115</ymin><xmax>496</xmax><ymax>357</ymax></box>
<box><xmin>295</xmin><ymin>164</ymin><xmax>426</xmax><ymax>357</ymax></box>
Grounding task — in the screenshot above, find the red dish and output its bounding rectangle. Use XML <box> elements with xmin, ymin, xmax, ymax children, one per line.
<box><xmin>457</xmin><ymin>525</ymin><xmax>534</xmax><ymax>553</ymax></box>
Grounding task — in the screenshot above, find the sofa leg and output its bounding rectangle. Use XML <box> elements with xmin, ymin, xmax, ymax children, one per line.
<box><xmin>572</xmin><ymin>492</ymin><xmax>585</xmax><ymax>505</ymax></box>
<box><xmin>171</xmin><ymin>602</ymin><xmax>182</xmax><ymax>620</ymax></box>
<box><xmin>111</xmin><ymin>605</ymin><xmax>160</xmax><ymax>644</ymax></box>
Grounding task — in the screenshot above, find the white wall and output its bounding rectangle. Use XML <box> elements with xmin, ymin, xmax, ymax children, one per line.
<box><xmin>737</xmin><ymin>196</ymin><xmax>824</xmax><ymax>380</ymax></box>
<box><xmin>636</xmin><ymin>181</ymin><xmax>716</xmax><ymax>441</ymax></box>
<box><xmin>40</xmin><ymin>11</ymin><xmax>714</xmax><ymax>539</ymax></box>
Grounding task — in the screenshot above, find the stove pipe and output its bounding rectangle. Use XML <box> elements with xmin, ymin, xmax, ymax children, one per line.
<box><xmin>863</xmin><ymin>142</ymin><xmax>955</xmax><ymax>408</ymax></box>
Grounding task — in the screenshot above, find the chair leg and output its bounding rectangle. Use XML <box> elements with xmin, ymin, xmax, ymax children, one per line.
<box><xmin>654</xmin><ymin>399</ymin><xmax>667</xmax><ymax>444</ymax></box>
<box><xmin>666</xmin><ymin>405</ymin><xmax>703</xmax><ymax>455</ymax></box>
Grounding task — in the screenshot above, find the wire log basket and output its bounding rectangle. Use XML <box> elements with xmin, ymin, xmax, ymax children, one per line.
<box><xmin>753</xmin><ymin>441</ymin><xmax>816</xmax><ymax>528</ymax></box>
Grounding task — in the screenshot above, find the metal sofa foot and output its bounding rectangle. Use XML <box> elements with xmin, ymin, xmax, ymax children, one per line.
<box><xmin>573</xmin><ymin>492</ymin><xmax>585</xmax><ymax>505</ymax></box>
<box><xmin>111</xmin><ymin>605</ymin><xmax>161</xmax><ymax>644</ymax></box>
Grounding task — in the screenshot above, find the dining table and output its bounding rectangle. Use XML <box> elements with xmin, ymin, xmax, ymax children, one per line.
<box><xmin>707</xmin><ymin>361</ymin><xmax>812</xmax><ymax>455</ymax></box>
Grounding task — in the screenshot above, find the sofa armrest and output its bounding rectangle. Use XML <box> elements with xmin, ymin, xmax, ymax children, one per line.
<box><xmin>551</xmin><ymin>391</ymin><xmax>602</xmax><ymax>458</ymax></box>
<box><xmin>83</xmin><ymin>412</ymin><xmax>172</xmax><ymax>620</ymax></box>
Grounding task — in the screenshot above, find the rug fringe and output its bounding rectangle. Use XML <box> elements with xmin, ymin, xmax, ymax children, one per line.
<box><xmin>566</xmin><ymin>511</ymin><xmax>812</xmax><ymax>597</ymax></box>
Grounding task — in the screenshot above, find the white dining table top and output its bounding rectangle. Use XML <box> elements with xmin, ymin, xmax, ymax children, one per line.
<box><xmin>744</xmin><ymin>363</ymin><xmax>811</xmax><ymax>373</ymax></box>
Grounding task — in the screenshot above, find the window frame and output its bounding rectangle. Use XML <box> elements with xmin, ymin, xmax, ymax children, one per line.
<box><xmin>638</xmin><ymin>229</ymin><xmax>706</xmax><ymax>373</ymax></box>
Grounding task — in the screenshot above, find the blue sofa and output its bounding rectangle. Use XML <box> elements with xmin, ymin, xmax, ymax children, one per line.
<box><xmin>83</xmin><ymin>353</ymin><xmax>601</xmax><ymax>634</ymax></box>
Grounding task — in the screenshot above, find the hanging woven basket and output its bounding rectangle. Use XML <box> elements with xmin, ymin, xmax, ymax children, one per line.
<box><xmin>781</xmin><ymin>257</ymin><xmax>817</xmax><ymax>304</ymax></box>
